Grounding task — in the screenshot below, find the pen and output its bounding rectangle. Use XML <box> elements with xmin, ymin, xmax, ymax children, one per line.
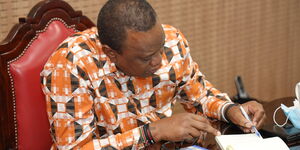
<box><xmin>239</xmin><ymin>106</ymin><xmax>263</xmax><ymax>139</ymax></box>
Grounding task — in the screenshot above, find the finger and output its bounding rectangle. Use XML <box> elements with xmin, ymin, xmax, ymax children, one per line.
<box><xmin>243</xmin><ymin>128</ymin><xmax>252</xmax><ymax>133</ymax></box>
<box><xmin>198</xmin><ymin>131</ymin><xmax>207</xmax><ymax>144</ymax></box>
<box><xmin>234</xmin><ymin>108</ymin><xmax>253</xmax><ymax>129</ymax></box>
<box><xmin>188</xmin><ymin>127</ymin><xmax>202</xmax><ymax>138</ymax></box>
<box><xmin>245</xmin><ymin>102</ymin><xmax>266</xmax><ymax>129</ymax></box>
<box><xmin>249</xmin><ymin>105</ymin><xmax>265</xmax><ymax>128</ymax></box>
<box><xmin>239</xmin><ymin>126</ymin><xmax>251</xmax><ymax>133</ymax></box>
<box><xmin>184</xmin><ymin>135</ymin><xmax>194</xmax><ymax>143</ymax></box>
<box><xmin>247</xmin><ymin>103</ymin><xmax>262</xmax><ymax>121</ymax></box>
<box><xmin>190</xmin><ymin>119</ymin><xmax>221</xmax><ymax>136</ymax></box>
<box><xmin>226</xmin><ymin>105</ymin><xmax>253</xmax><ymax>129</ymax></box>
<box><xmin>191</xmin><ymin>114</ymin><xmax>210</xmax><ymax>124</ymax></box>
<box><xmin>256</xmin><ymin>114</ymin><xmax>266</xmax><ymax>129</ymax></box>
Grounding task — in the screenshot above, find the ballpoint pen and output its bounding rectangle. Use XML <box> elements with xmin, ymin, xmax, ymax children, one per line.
<box><xmin>239</xmin><ymin>105</ymin><xmax>263</xmax><ymax>139</ymax></box>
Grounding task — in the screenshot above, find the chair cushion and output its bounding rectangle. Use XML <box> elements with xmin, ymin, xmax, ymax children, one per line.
<box><xmin>9</xmin><ymin>20</ymin><xmax>76</xmax><ymax>150</ymax></box>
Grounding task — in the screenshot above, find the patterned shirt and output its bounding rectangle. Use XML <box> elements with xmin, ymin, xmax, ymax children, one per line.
<box><xmin>40</xmin><ymin>24</ymin><xmax>232</xmax><ymax>150</ymax></box>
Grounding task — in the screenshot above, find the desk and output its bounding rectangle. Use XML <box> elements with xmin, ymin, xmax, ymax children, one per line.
<box><xmin>146</xmin><ymin>97</ymin><xmax>299</xmax><ymax>150</ymax></box>
<box><xmin>260</xmin><ymin>97</ymin><xmax>300</xmax><ymax>147</ymax></box>
<box><xmin>262</xmin><ymin>97</ymin><xmax>295</xmax><ymax>124</ymax></box>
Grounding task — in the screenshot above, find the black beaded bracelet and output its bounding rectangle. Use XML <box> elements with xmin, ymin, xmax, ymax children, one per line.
<box><xmin>224</xmin><ymin>103</ymin><xmax>239</xmax><ymax>123</ymax></box>
<box><xmin>143</xmin><ymin>124</ymin><xmax>155</xmax><ymax>145</ymax></box>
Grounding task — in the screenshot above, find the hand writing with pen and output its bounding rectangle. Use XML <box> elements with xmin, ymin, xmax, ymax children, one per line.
<box><xmin>226</xmin><ymin>101</ymin><xmax>267</xmax><ymax>135</ymax></box>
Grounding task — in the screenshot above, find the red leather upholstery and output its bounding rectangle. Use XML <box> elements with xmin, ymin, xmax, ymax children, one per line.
<box><xmin>0</xmin><ymin>1</ymin><xmax>95</xmax><ymax>149</ymax></box>
<box><xmin>10</xmin><ymin>21</ymin><xmax>76</xmax><ymax>150</ymax></box>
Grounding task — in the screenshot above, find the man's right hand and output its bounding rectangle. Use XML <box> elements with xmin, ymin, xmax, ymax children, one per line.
<box><xmin>149</xmin><ymin>113</ymin><xmax>221</xmax><ymax>142</ymax></box>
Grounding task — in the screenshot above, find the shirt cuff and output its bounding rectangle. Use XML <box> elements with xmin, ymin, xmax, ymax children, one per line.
<box><xmin>220</xmin><ymin>102</ymin><xmax>235</xmax><ymax>122</ymax></box>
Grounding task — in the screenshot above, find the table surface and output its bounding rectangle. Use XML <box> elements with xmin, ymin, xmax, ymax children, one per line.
<box><xmin>146</xmin><ymin>97</ymin><xmax>299</xmax><ymax>150</ymax></box>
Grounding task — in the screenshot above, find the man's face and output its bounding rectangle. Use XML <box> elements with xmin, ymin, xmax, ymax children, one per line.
<box><xmin>106</xmin><ymin>23</ymin><xmax>165</xmax><ymax>78</ymax></box>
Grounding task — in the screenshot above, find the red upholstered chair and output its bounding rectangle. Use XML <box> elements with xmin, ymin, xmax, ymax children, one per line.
<box><xmin>0</xmin><ymin>0</ymin><xmax>95</xmax><ymax>149</ymax></box>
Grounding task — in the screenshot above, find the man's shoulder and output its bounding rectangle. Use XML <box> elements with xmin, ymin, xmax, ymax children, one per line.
<box><xmin>71</xmin><ymin>27</ymin><xmax>98</xmax><ymax>39</ymax></box>
<box><xmin>161</xmin><ymin>24</ymin><xmax>185</xmax><ymax>42</ymax></box>
<box><xmin>63</xmin><ymin>27</ymin><xmax>98</xmax><ymax>46</ymax></box>
<box><xmin>162</xmin><ymin>24</ymin><xmax>177</xmax><ymax>29</ymax></box>
<box><xmin>162</xmin><ymin>24</ymin><xmax>178</xmax><ymax>33</ymax></box>
<box><xmin>44</xmin><ymin>27</ymin><xmax>101</xmax><ymax>68</ymax></box>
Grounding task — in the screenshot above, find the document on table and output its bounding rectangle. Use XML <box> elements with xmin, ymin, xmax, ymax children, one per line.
<box><xmin>215</xmin><ymin>133</ymin><xmax>289</xmax><ymax>150</ymax></box>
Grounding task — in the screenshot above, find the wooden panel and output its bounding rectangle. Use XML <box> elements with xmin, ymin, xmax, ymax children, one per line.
<box><xmin>0</xmin><ymin>0</ymin><xmax>299</xmax><ymax>103</ymax></box>
<box><xmin>0</xmin><ymin>0</ymin><xmax>94</xmax><ymax>149</ymax></box>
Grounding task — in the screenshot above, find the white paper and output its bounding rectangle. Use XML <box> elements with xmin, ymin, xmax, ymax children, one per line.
<box><xmin>215</xmin><ymin>134</ymin><xmax>289</xmax><ymax>150</ymax></box>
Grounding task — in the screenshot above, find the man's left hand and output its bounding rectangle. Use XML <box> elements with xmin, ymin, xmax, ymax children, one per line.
<box><xmin>226</xmin><ymin>101</ymin><xmax>266</xmax><ymax>133</ymax></box>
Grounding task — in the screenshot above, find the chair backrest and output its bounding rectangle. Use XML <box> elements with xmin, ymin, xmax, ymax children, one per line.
<box><xmin>0</xmin><ymin>0</ymin><xmax>95</xmax><ymax>149</ymax></box>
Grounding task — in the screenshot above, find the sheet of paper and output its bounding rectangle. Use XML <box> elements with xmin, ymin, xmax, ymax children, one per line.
<box><xmin>215</xmin><ymin>133</ymin><xmax>289</xmax><ymax>150</ymax></box>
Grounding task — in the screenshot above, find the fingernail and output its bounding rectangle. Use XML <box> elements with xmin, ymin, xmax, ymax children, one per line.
<box><xmin>245</xmin><ymin>122</ymin><xmax>252</xmax><ymax>128</ymax></box>
<box><xmin>254</xmin><ymin>122</ymin><xmax>257</xmax><ymax>126</ymax></box>
<box><xmin>217</xmin><ymin>131</ymin><xmax>221</xmax><ymax>136</ymax></box>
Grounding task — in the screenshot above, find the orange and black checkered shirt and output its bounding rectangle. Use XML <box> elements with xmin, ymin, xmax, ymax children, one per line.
<box><xmin>40</xmin><ymin>24</ymin><xmax>232</xmax><ymax>149</ymax></box>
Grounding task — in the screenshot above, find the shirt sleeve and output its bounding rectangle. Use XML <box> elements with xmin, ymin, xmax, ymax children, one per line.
<box><xmin>173</xmin><ymin>30</ymin><xmax>233</xmax><ymax>120</ymax></box>
<box><xmin>40</xmin><ymin>45</ymin><xmax>149</xmax><ymax>150</ymax></box>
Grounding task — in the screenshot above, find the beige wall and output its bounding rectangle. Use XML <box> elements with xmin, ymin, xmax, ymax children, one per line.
<box><xmin>1</xmin><ymin>0</ymin><xmax>299</xmax><ymax>102</ymax></box>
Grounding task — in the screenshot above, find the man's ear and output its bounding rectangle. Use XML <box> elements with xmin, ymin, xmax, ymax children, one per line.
<box><xmin>102</xmin><ymin>45</ymin><xmax>118</xmax><ymax>62</ymax></box>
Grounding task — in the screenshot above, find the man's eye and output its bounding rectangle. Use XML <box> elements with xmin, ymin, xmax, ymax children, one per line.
<box><xmin>142</xmin><ymin>57</ymin><xmax>151</xmax><ymax>62</ymax></box>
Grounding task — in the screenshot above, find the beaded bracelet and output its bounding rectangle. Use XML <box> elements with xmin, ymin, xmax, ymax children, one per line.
<box><xmin>142</xmin><ymin>124</ymin><xmax>155</xmax><ymax>146</ymax></box>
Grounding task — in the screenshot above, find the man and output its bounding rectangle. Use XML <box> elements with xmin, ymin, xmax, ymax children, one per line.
<box><xmin>40</xmin><ymin>0</ymin><xmax>266</xmax><ymax>149</ymax></box>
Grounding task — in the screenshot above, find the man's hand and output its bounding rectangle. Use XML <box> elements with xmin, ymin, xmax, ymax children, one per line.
<box><xmin>226</xmin><ymin>101</ymin><xmax>266</xmax><ymax>132</ymax></box>
<box><xmin>149</xmin><ymin>113</ymin><xmax>221</xmax><ymax>142</ymax></box>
